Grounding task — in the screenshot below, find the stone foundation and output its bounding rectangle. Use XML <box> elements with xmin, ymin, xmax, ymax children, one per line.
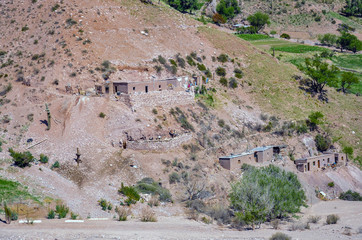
<box><xmin>127</xmin><ymin>133</ymin><xmax>192</xmax><ymax>151</ymax></box>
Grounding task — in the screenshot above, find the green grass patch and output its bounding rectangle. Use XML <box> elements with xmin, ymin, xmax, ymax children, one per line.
<box><xmin>327</xmin><ymin>12</ymin><xmax>362</xmax><ymax>31</ymax></box>
<box><xmin>272</xmin><ymin>45</ymin><xmax>326</xmax><ymax>53</ymax></box>
<box><xmin>236</xmin><ymin>34</ymin><xmax>272</xmax><ymax>41</ymax></box>
<box><xmin>0</xmin><ymin>177</ymin><xmax>39</xmax><ymax>204</ymax></box>
<box><xmin>331</xmin><ymin>54</ymin><xmax>362</xmax><ymax>72</ymax></box>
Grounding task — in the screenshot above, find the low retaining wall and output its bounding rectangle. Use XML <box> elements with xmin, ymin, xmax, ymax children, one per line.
<box><xmin>130</xmin><ymin>90</ymin><xmax>194</xmax><ymax>109</ymax></box>
<box><xmin>127</xmin><ymin>134</ymin><xmax>193</xmax><ymax>151</ymax></box>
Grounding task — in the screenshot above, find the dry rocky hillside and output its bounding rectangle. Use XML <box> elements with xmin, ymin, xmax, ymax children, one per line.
<box><xmin>0</xmin><ymin>0</ymin><xmax>361</xmax><ymax>239</ymax></box>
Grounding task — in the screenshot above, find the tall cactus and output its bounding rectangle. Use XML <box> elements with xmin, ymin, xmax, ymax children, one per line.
<box><xmin>45</xmin><ymin>103</ymin><xmax>51</xmax><ymax>130</ymax></box>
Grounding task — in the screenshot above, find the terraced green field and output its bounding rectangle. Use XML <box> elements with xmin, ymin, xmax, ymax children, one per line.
<box><xmin>236</xmin><ymin>34</ymin><xmax>272</xmax><ymax>41</ymax></box>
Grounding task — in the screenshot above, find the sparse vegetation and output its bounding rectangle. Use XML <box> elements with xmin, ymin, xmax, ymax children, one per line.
<box><xmin>339</xmin><ymin>190</ymin><xmax>362</xmax><ymax>201</ymax></box>
<box><xmin>135</xmin><ymin>177</ymin><xmax>172</xmax><ymax>202</ymax></box>
<box><xmin>140</xmin><ymin>207</ymin><xmax>157</xmax><ymax>222</ymax></box>
<box><xmin>9</xmin><ymin>148</ymin><xmax>34</xmax><ymax>168</ymax></box>
<box><xmin>326</xmin><ymin>214</ymin><xmax>339</xmax><ymax>224</ymax></box>
<box><xmin>308</xmin><ymin>215</ymin><xmax>321</xmax><ymax>224</ymax></box>
<box><xmin>55</xmin><ymin>204</ymin><xmax>69</xmax><ymax>219</ymax></box>
<box><xmin>98</xmin><ymin>198</ymin><xmax>112</xmax><ymax>211</ymax></box>
<box><xmin>99</xmin><ymin>112</ymin><xmax>106</xmax><ymax>118</ymax></box>
<box><xmin>269</xmin><ymin>232</ymin><xmax>291</xmax><ymax>240</ymax></box>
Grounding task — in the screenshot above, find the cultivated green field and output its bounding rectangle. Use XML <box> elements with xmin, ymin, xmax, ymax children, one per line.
<box><xmin>331</xmin><ymin>54</ymin><xmax>362</xmax><ymax>72</ymax></box>
<box><xmin>236</xmin><ymin>34</ymin><xmax>272</xmax><ymax>41</ymax></box>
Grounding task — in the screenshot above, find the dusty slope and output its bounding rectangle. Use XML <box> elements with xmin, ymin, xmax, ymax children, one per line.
<box><xmin>0</xmin><ymin>0</ymin><xmax>361</xmax><ymax>229</ymax></box>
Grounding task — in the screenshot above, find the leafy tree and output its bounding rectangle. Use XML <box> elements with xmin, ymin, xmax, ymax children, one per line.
<box><xmin>340</xmin><ymin>190</ymin><xmax>362</xmax><ymax>201</ymax></box>
<box><xmin>340</xmin><ymin>72</ymin><xmax>359</xmax><ymax>93</ymax></box>
<box><xmin>301</xmin><ymin>57</ymin><xmax>339</xmax><ymax>93</ymax></box>
<box><xmin>167</xmin><ymin>0</ymin><xmax>199</xmax><ymax>13</ymax></box>
<box><xmin>216</xmin><ymin>0</ymin><xmax>240</xmax><ymax>20</ymax></box>
<box><xmin>315</xmin><ymin>134</ymin><xmax>331</xmax><ymax>152</ymax></box>
<box><xmin>308</xmin><ymin>111</ymin><xmax>324</xmax><ymax>130</ymax></box>
<box><xmin>342</xmin><ymin>146</ymin><xmax>354</xmax><ymax>159</ymax></box>
<box><xmin>337</xmin><ymin>32</ymin><xmax>362</xmax><ymax>52</ymax></box>
<box><xmin>342</xmin><ymin>0</ymin><xmax>362</xmax><ymax>17</ymax></box>
<box><xmin>230</xmin><ymin>165</ymin><xmax>306</xmax><ymax>229</ymax></box>
<box><xmin>247</xmin><ymin>12</ymin><xmax>270</xmax><ymax>33</ymax></box>
<box><xmin>318</xmin><ymin>33</ymin><xmax>338</xmax><ymax>46</ymax></box>
<box><xmin>8</xmin><ymin>148</ymin><xmax>34</xmax><ymax>168</ymax></box>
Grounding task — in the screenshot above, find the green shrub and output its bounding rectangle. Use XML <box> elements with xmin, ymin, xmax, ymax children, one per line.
<box><xmin>186</xmin><ymin>55</ymin><xmax>196</xmax><ymax>66</ymax></box>
<box><xmin>269</xmin><ymin>232</ymin><xmax>291</xmax><ymax>240</ymax></box>
<box><xmin>270</xmin><ymin>30</ymin><xmax>277</xmax><ymax>35</ymax></box>
<box><xmin>169</xmin><ymin>59</ymin><xmax>177</xmax><ymax>67</ymax></box>
<box><xmin>119</xmin><ymin>184</ymin><xmax>140</xmax><ymax>205</ymax></box>
<box><xmin>280</xmin><ymin>33</ymin><xmax>290</xmax><ymax>39</ymax></box>
<box><xmin>339</xmin><ymin>190</ymin><xmax>362</xmax><ymax>201</ymax></box>
<box><xmin>219</xmin><ymin>77</ymin><xmax>228</xmax><ymax>87</ymax></box>
<box><xmin>326</xmin><ymin>214</ymin><xmax>339</xmax><ymax>224</ymax></box>
<box><xmin>51</xmin><ymin>161</ymin><xmax>60</xmax><ymax>169</ymax></box>
<box><xmin>51</xmin><ymin>4</ymin><xmax>60</xmax><ymax>11</ymax></box>
<box><xmin>176</xmin><ymin>54</ymin><xmax>185</xmax><ymax>68</ymax></box>
<box><xmin>158</xmin><ymin>55</ymin><xmax>166</xmax><ymax>64</ymax></box>
<box><xmin>218</xmin><ymin>119</ymin><xmax>225</xmax><ymax>128</ymax></box>
<box><xmin>315</xmin><ymin>134</ymin><xmax>331</xmax><ymax>152</ymax></box>
<box><xmin>342</xmin><ymin>146</ymin><xmax>353</xmax><ymax>159</ymax></box>
<box><xmin>152</xmin><ymin>108</ymin><xmax>158</xmax><ymax>115</ymax></box>
<box><xmin>197</xmin><ymin>63</ymin><xmax>206</xmax><ymax>71</ymax></box>
<box><xmin>308</xmin><ymin>111</ymin><xmax>324</xmax><ymax>130</ymax></box>
<box><xmin>98</xmin><ymin>199</ymin><xmax>112</xmax><ymax>210</ymax></box>
<box><xmin>328</xmin><ymin>182</ymin><xmax>334</xmax><ymax>187</ymax></box>
<box><xmin>11</xmin><ymin>211</ymin><xmax>18</xmax><ymax>221</ymax></box>
<box><xmin>99</xmin><ymin>112</ymin><xmax>106</xmax><ymax>118</ymax></box>
<box><xmin>217</xmin><ymin>54</ymin><xmax>229</xmax><ymax>63</ymax></box>
<box><xmin>9</xmin><ymin>148</ymin><xmax>34</xmax><ymax>168</ymax></box>
<box><xmin>136</xmin><ymin>178</ymin><xmax>172</xmax><ymax>202</ymax></box>
<box><xmin>21</xmin><ymin>25</ymin><xmax>29</xmax><ymax>32</ymax></box>
<box><xmin>230</xmin><ymin>165</ymin><xmax>306</xmax><ymax>229</ymax></box>
<box><xmin>71</xmin><ymin>212</ymin><xmax>78</xmax><ymax>220</ymax></box>
<box><xmin>116</xmin><ymin>207</ymin><xmax>128</xmax><ymax>221</ymax></box>
<box><xmin>169</xmin><ymin>172</ymin><xmax>180</xmax><ymax>184</ymax></box>
<box><xmin>229</xmin><ymin>77</ymin><xmax>238</xmax><ymax>88</ymax></box>
<box><xmin>216</xmin><ymin>67</ymin><xmax>226</xmax><ymax>76</ymax></box>
<box><xmin>39</xmin><ymin>154</ymin><xmax>49</xmax><ymax>164</ymax></box>
<box><xmin>55</xmin><ymin>205</ymin><xmax>69</xmax><ymax>219</ymax></box>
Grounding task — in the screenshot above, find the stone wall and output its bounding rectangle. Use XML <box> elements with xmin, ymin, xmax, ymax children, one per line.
<box><xmin>130</xmin><ymin>90</ymin><xmax>195</xmax><ymax>109</ymax></box>
<box><xmin>127</xmin><ymin>133</ymin><xmax>193</xmax><ymax>151</ymax></box>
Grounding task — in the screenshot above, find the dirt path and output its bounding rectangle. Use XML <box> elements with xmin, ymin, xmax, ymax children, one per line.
<box><xmin>1</xmin><ymin>200</ymin><xmax>362</xmax><ymax>240</ymax></box>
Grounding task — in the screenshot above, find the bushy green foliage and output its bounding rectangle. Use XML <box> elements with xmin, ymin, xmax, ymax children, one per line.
<box><xmin>119</xmin><ymin>183</ymin><xmax>140</xmax><ymax>205</ymax></box>
<box><xmin>169</xmin><ymin>172</ymin><xmax>180</xmax><ymax>184</ymax></box>
<box><xmin>51</xmin><ymin>161</ymin><xmax>60</xmax><ymax>169</ymax></box>
<box><xmin>39</xmin><ymin>154</ymin><xmax>49</xmax><ymax>164</ymax></box>
<box><xmin>217</xmin><ymin>54</ymin><xmax>229</xmax><ymax>63</ymax></box>
<box><xmin>342</xmin><ymin>146</ymin><xmax>354</xmax><ymax>159</ymax></box>
<box><xmin>219</xmin><ymin>77</ymin><xmax>228</xmax><ymax>87</ymax></box>
<box><xmin>339</xmin><ymin>190</ymin><xmax>362</xmax><ymax>201</ymax></box>
<box><xmin>315</xmin><ymin>134</ymin><xmax>331</xmax><ymax>152</ymax></box>
<box><xmin>326</xmin><ymin>214</ymin><xmax>339</xmax><ymax>224</ymax></box>
<box><xmin>176</xmin><ymin>54</ymin><xmax>186</xmax><ymax>68</ymax></box>
<box><xmin>247</xmin><ymin>12</ymin><xmax>270</xmax><ymax>32</ymax></box>
<box><xmin>71</xmin><ymin>212</ymin><xmax>78</xmax><ymax>220</ymax></box>
<box><xmin>98</xmin><ymin>198</ymin><xmax>112</xmax><ymax>211</ymax></box>
<box><xmin>47</xmin><ymin>209</ymin><xmax>55</xmax><ymax>219</ymax></box>
<box><xmin>229</xmin><ymin>77</ymin><xmax>238</xmax><ymax>88</ymax></box>
<box><xmin>136</xmin><ymin>178</ymin><xmax>172</xmax><ymax>202</ymax></box>
<box><xmin>280</xmin><ymin>33</ymin><xmax>290</xmax><ymax>39</ymax></box>
<box><xmin>9</xmin><ymin>148</ymin><xmax>34</xmax><ymax>168</ymax></box>
<box><xmin>216</xmin><ymin>67</ymin><xmax>226</xmax><ymax>77</ymax></box>
<box><xmin>55</xmin><ymin>204</ymin><xmax>69</xmax><ymax>219</ymax></box>
<box><xmin>158</xmin><ymin>55</ymin><xmax>166</xmax><ymax>65</ymax></box>
<box><xmin>230</xmin><ymin>165</ymin><xmax>306</xmax><ymax>229</ymax></box>
<box><xmin>318</xmin><ymin>33</ymin><xmax>338</xmax><ymax>46</ymax></box>
<box><xmin>328</xmin><ymin>182</ymin><xmax>335</xmax><ymax>187</ymax></box>
<box><xmin>197</xmin><ymin>63</ymin><xmax>206</xmax><ymax>71</ymax></box>
<box><xmin>99</xmin><ymin>112</ymin><xmax>106</xmax><ymax>118</ymax></box>
<box><xmin>308</xmin><ymin>111</ymin><xmax>324</xmax><ymax>130</ymax></box>
<box><xmin>342</xmin><ymin>0</ymin><xmax>362</xmax><ymax>17</ymax></box>
<box><xmin>166</xmin><ymin>0</ymin><xmax>199</xmax><ymax>13</ymax></box>
<box><xmin>218</xmin><ymin>119</ymin><xmax>225</xmax><ymax>128</ymax></box>
<box><xmin>337</xmin><ymin>32</ymin><xmax>362</xmax><ymax>53</ymax></box>
<box><xmin>341</xmin><ymin>72</ymin><xmax>359</xmax><ymax>93</ymax></box>
<box><xmin>186</xmin><ymin>55</ymin><xmax>196</xmax><ymax>66</ymax></box>
<box><xmin>216</xmin><ymin>0</ymin><xmax>240</xmax><ymax>20</ymax></box>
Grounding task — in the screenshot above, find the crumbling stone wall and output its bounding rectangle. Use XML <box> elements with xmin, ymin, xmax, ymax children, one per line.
<box><xmin>127</xmin><ymin>133</ymin><xmax>193</xmax><ymax>151</ymax></box>
<box><xmin>130</xmin><ymin>90</ymin><xmax>194</xmax><ymax>109</ymax></box>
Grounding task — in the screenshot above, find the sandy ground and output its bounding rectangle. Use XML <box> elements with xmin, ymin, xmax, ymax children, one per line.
<box><xmin>1</xmin><ymin>200</ymin><xmax>362</xmax><ymax>240</ymax></box>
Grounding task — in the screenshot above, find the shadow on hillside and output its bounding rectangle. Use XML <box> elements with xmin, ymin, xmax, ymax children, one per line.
<box><xmin>298</xmin><ymin>78</ymin><xmax>329</xmax><ymax>102</ymax></box>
